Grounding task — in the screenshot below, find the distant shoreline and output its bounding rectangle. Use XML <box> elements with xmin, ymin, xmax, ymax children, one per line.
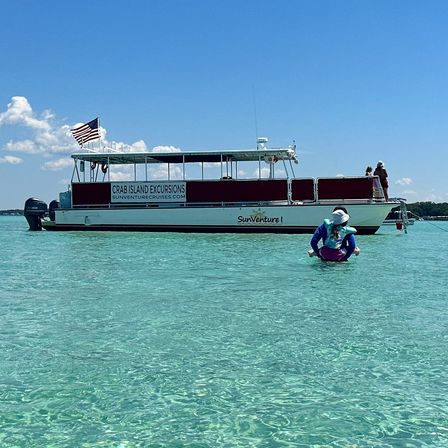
<box><xmin>0</xmin><ymin>210</ymin><xmax>23</xmax><ymax>216</ymax></box>
<box><xmin>423</xmin><ymin>216</ymin><xmax>448</xmax><ymax>221</ymax></box>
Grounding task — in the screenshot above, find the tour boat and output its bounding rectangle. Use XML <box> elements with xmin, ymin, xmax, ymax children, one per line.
<box><xmin>24</xmin><ymin>141</ymin><xmax>400</xmax><ymax>234</ymax></box>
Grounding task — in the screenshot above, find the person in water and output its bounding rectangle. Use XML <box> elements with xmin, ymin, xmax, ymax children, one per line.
<box><xmin>310</xmin><ymin>209</ymin><xmax>357</xmax><ymax>261</ymax></box>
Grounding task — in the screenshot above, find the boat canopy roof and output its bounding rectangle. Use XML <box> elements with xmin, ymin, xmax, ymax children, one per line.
<box><xmin>71</xmin><ymin>148</ymin><xmax>298</xmax><ymax>165</ymax></box>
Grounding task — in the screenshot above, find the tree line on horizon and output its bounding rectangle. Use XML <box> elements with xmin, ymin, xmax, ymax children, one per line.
<box><xmin>393</xmin><ymin>202</ymin><xmax>448</xmax><ymax>218</ymax></box>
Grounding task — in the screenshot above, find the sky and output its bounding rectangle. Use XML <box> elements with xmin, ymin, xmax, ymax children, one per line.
<box><xmin>1</xmin><ymin>0</ymin><xmax>448</xmax><ymax>208</ymax></box>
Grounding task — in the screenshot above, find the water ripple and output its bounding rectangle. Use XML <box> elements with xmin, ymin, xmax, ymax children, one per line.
<box><xmin>0</xmin><ymin>218</ymin><xmax>447</xmax><ymax>446</ymax></box>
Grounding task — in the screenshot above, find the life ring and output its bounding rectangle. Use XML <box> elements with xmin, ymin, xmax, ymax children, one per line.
<box><xmin>90</xmin><ymin>162</ymin><xmax>97</xmax><ymax>170</ymax></box>
<box><xmin>264</xmin><ymin>155</ymin><xmax>279</xmax><ymax>164</ymax></box>
<box><xmin>101</xmin><ymin>163</ymin><xmax>108</xmax><ymax>174</ymax></box>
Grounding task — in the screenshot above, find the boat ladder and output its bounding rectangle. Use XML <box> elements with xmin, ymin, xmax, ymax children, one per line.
<box><xmin>398</xmin><ymin>199</ymin><xmax>409</xmax><ymax>233</ymax></box>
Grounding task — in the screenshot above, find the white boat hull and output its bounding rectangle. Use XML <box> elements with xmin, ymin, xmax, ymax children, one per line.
<box><xmin>43</xmin><ymin>202</ymin><xmax>395</xmax><ymax>234</ymax></box>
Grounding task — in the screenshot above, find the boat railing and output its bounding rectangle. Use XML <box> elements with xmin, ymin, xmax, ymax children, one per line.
<box><xmin>71</xmin><ymin>200</ymin><xmax>292</xmax><ymax>209</ymax></box>
<box><xmin>67</xmin><ymin>176</ymin><xmax>386</xmax><ymax>208</ymax></box>
<box><xmin>69</xmin><ymin>197</ymin><xmax>386</xmax><ymax>210</ymax></box>
<box><xmin>315</xmin><ymin>176</ymin><xmax>384</xmax><ymax>202</ymax></box>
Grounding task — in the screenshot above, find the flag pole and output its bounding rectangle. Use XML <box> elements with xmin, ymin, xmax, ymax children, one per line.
<box><xmin>97</xmin><ymin>117</ymin><xmax>101</xmax><ymax>152</ymax></box>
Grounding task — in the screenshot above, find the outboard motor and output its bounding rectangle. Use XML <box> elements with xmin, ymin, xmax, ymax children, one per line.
<box><xmin>48</xmin><ymin>199</ymin><xmax>60</xmax><ymax>221</ymax></box>
<box><xmin>24</xmin><ymin>198</ymin><xmax>48</xmax><ymax>231</ymax></box>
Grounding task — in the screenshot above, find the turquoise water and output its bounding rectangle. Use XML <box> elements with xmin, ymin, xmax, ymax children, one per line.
<box><xmin>1</xmin><ymin>216</ymin><xmax>448</xmax><ymax>447</ymax></box>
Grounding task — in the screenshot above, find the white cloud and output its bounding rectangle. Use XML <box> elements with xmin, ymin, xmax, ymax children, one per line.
<box><xmin>0</xmin><ymin>96</ymin><xmax>51</xmax><ymax>131</ymax></box>
<box><xmin>1</xmin><ymin>96</ymin><xmax>79</xmax><ymax>156</ymax></box>
<box><xmin>0</xmin><ymin>155</ymin><xmax>22</xmax><ymax>164</ymax></box>
<box><xmin>5</xmin><ymin>139</ymin><xmax>41</xmax><ymax>154</ymax></box>
<box><xmin>402</xmin><ymin>190</ymin><xmax>417</xmax><ymax>195</ymax></box>
<box><xmin>252</xmin><ymin>167</ymin><xmax>271</xmax><ymax>178</ymax></box>
<box><xmin>202</xmin><ymin>162</ymin><xmax>221</xmax><ymax>168</ymax></box>
<box><xmin>249</xmin><ymin>166</ymin><xmax>287</xmax><ymax>178</ymax></box>
<box><xmin>0</xmin><ymin>97</ymin><xmax>182</xmax><ymax>189</ymax></box>
<box><xmin>0</xmin><ymin>97</ymin><xmax>185</xmax><ymax>170</ymax></box>
<box><xmin>1</xmin><ymin>96</ymin><xmax>146</xmax><ymax>158</ymax></box>
<box><xmin>41</xmin><ymin>158</ymin><xmax>73</xmax><ymax>171</ymax></box>
<box><xmin>132</xmin><ymin>140</ymin><xmax>148</xmax><ymax>152</ymax></box>
<box><xmin>396</xmin><ymin>177</ymin><xmax>413</xmax><ymax>186</ymax></box>
<box><xmin>422</xmin><ymin>189</ymin><xmax>448</xmax><ymax>202</ymax></box>
<box><xmin>110</xmin><ymin>170</ymin><xmax>134</xmax><ymax>181</ymax></box>
<box><xmin>149</xmin><ymin>165</ymin><xmax>183</xmax><ymax>180</ymax></box>
<box><xmin>105</xmin><ymin>139</ymin><xmax>149</xmax><ymax>153</ymax></box>
<box><xmin>276</xmin><ymin>169</ymin><xmax>286</xmax><ymax>177</ymax></box>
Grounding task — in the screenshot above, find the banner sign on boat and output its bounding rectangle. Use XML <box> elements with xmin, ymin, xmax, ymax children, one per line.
<box><xmin>111</xmin><ymin>182</ymin><xmax>186</xmax><ymax>203</ymax></box>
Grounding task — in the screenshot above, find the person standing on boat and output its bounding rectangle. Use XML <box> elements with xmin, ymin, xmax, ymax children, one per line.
<box><xmin>310</xmin><ymin>209</ymin><xmax>357</xmax><ymax>261</ymax></box>
<box><xmin>374</xmin><ymin>160</ymin><xmax>389</xmax><ymax>201</ymax></box>
<box><xmin>365</xmin><ymin>166</ymin><xmax>373</xmax><ymax>176</ymax></box>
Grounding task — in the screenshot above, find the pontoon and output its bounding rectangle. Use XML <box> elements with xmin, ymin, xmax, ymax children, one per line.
<box><xmin>24</xmin><ymin>142</ymin><xmax>399</xmax><ymax>234</ymax></box>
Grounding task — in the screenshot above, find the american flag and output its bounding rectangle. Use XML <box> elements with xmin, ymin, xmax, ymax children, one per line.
<box><xmin>70</xmin><ymin>118</ymin><xmax>100</xmax><ymax>146</ymax></box>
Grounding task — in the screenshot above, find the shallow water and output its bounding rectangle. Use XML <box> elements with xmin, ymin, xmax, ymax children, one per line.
<box><xmin>1</xmin><ymin>216</ymin><xmax>448</xmax><ymax>447</ymax></box>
